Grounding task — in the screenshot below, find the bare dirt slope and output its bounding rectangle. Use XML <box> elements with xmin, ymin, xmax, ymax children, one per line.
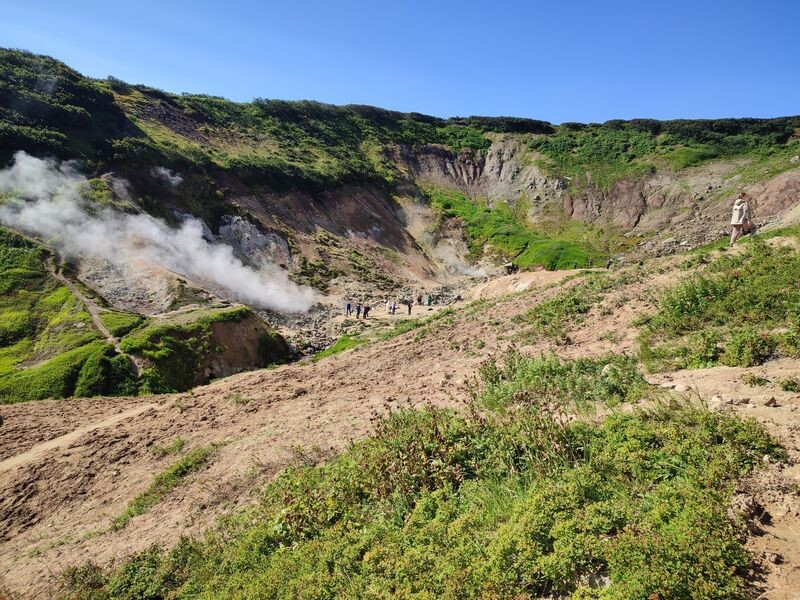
<box><xmin>1</xmin><ymin>261</ymin><xmax>799</xmax><ymax>599</ymax></box>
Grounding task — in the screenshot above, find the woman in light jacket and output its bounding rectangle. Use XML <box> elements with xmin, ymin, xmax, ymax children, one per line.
<box><xmin>730</xmin><ymin>192</ymin><xmax>756</xmax><ymax>246</ymax></box>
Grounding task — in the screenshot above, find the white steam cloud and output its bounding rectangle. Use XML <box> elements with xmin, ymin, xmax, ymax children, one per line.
<box><xmin>150</xmin><ymin>166</ymin><xmax>183</xmax><ymax>187</ymax></box>
<box><xmin>0</xmin><ymin>152</ymin><xmax>315</xmax><ymax>312</ymax></box>
<box><xmin>433</xmin><ymin>243</ymin><xmax>487</xmax><ymax>277</ymax></box>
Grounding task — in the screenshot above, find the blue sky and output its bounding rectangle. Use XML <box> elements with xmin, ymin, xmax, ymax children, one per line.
<box><xmin>3</xmin><ymin>0</ymin><xmax>798</xmax><ymax>123</ymax></box>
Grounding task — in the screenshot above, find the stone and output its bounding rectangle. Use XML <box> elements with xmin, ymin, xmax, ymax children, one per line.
<box><xmin>675</xmin><ymin>383</ymin><xmax>692</xmax><ymax>393</ymax></box>
<box><xmin>764</xmin><ymin>552</ymin><xmax>783</xmax><ymax>564</ymax></box>
<box><xmin>763</xmin><ymin>396</ymin><xmax>779</xmax><ymax>407</ymax></box>
<box><xmin>790</xmin><ymin>155</ymin><xmax>800</xmax><ymax>164</ymax></box>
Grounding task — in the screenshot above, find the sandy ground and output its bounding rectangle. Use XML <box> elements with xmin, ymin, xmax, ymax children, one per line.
<box><xmin>1</xmin><ymin>262</ymin><xmax>799</xmax><ymax>599</ymax></box>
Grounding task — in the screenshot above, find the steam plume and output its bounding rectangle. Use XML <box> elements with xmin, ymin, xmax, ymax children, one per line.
<box><xmin>0</xmin><ymin>152</ymin><xmax>315</xmax><ymax>312</ymax></box>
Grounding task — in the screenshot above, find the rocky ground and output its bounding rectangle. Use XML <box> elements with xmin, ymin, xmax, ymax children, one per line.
<box><xmin>1</xmin><ymin>252</ymin><xmax>799</xmax><ymax>599</ymax></box>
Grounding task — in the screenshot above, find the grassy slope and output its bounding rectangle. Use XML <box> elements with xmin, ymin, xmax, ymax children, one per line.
<box><xmin>531</xmin><ymin>118</ymin><xmax>800</xmax><ymax>192</ymax></box>
<box><xmin>639</xmin><ymin>229</ymin><xmax>800</xmax><ymax>371</ymax></box>
<box><xmin>64</xmin><ymin>354</ymin><xmax>782</xmax><ymax>599</ymax></box>
<box><xmin>0</xmin><ymin>227</ymin><xmax>288</xmax><ymax>401</ymax></box>
<box><xmin>0</xmin><ymin>228</ymin><xmax>122</xmax><ymax>402</ymax></box>
<box><xmin>425</xmin><ymin>185</ymin><xmax>612</xmax><ymax>269</ymax></box>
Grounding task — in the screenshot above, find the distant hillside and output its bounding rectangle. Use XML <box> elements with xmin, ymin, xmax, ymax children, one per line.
<box><xmin>1</xmin><ymin>48</ymin><xmax>799</xmax><ymax>401</ymax></box>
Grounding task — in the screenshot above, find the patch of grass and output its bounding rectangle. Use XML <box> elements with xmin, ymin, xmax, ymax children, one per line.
<box><xmin>478</xmin><ymin>351</ymin><xmax>649</xmax><ymax>412</ymax></box>
<box><xmin>741</xmin><ymin>373</ymin><xmax>770</xmax><ymax>387</ymax></box>
<box><xmin>516</xmin><ymin>273</ymin><xmax>615</xmax><ymax>343</ymax></box>
<box><xmin>425</xmin><ymin>185</ymin><xmax>606</xmax><ymax>270</ymax></box>
<box><xmin>72</xmin><ymin>361</ymin><xmax>783</xmax><ymax>599</ymax></box>
<box><xmin>111</xmin><ymin>445</ymin><xmax>216</xmax><ymax>531</ymax></box>
<box><xmin>779</xmin><ymin>377</ymin><xmax>800</xmax><ymax>392</ymax></box>
<box><xmin>311</xmin><ymin>334</ymin><xmax>365</xmax><ymax>362</ymax></box>
<box><xmin>377</xmin><ymin>307</ymin><xmax>456</xmax><ymax>341</ymax></box>
<box><xmin>225</xmin><ymin>392</ymin><xmax>254</xmax><ymax>405</ymax></box>
<box><xmin>98</xmin><ymin>311</ymin><xmax>145</xmax><ymax>337</ymax></box>
<box><xmin>639</xmin><ymin>237</ymin><xmax>800</xmax><ymax>371</ymax></box>
<box><xmin>151</xmin><ymin>437</ymin><xmax>186</xmax><ymax>458</ymax></box>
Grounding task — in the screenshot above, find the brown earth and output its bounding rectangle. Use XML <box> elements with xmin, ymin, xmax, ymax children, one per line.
<box><xmin>1</xmin><ymin>255</ymin><xmax>799</xmax><ymax>599</ymax></box>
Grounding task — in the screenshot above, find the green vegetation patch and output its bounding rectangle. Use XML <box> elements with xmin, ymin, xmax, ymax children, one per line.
<box><xmin>311</xmin><ymin>334</ymin><xmax>366</xmax><ymax>362</ymax></box>
<box><xmin>479</xmin><ymin>351</ymin><xmax>648</xmax><ymax>412</ymax></box>
<box><xmin>111</xmin><ymin>445</ymin><xmax>216</xmax><ymax>531</ymax></box>
<box><xmin>516</xmin><ymin>272</ymin><xmax>617</xmax><ymax>343</ymax></box>
<box><xmin>120</xmin><ymin>306</ymin><xmax>287</xmax><ymax>393</ymax></box>
<box><xmin>67</xmin><ymin>354</ymin><xmax>782</xmax><ymax>599</ymax></box>
<box><xmin>531</xmin><ymin>117</ymin><xmax>800</xmax><ymax>191</ymax></box>
<box><xmin>0</xmin><ymin>228</ymin><xmax>139</xmax><ymax>402</ymax></box>
<box><xmin>426</xmin><ymin>185</ymin><xmax>606</xmax><ymax>270</ymax></box>
<box><xmin>98</xmin><ymin>311</ymin><xmax>145</xmax><ymax>337</ymax></box>
<box><xmin>639</xmin><ymin>237</ymin><xmax>800</xmax><ymax>371</ymax></box>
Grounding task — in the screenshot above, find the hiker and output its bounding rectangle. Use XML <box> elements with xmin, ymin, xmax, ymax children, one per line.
<box><xmin>730</xmin><ymin>192</ymin><xmax>756</xmax><ymax>246</ymax></box>
<box><xmin>606</xmin><ymin>258</ymin><xmax>613</xmax><ymax>270</ymax></box>
<box><xmin>427</xmin><ymin>294</ymin><xmax>433</xmax><ymax>306</ymax></box>
<box><xmin>573</xmin><ymin>260</ymin><xmax>578</xmax><ymax>269</ymax></box>
<box><xmin>345</xmin><ymin>301</ymin><xmax>352</xmax><ymax>316</ymax></box>
<box><xmin>588</xmin><ymin>257</ymin><xmax>593</xmax><ymax>268</ymax></box>
<box><xmin>363</xmin><ymin>304</ymin><xmax>371</xmax><ymax>319</ymax></box>
<box><xmin>417</xmin><ymin>294</ymin><xmax>423</xmax><ymax>305</ymax></box>
<box><xmin>406</xmin><ymin>300</ymin><xmax>412</xmax><ymax>315</ymax></box>
<box><xmin>391</xmin><ymin>301</ymin><xmax>397</xmax><ymax>315</ymax></box>
<box><xmin>355</xmin><ymin>303</ymin><xmax>362</xmax><ymax>319</ymax></box>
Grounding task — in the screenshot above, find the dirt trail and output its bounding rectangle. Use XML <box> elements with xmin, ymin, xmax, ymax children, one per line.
<box><xmin>1</xmin><ymin>258</ymin><xmax>799</xmax><ymax>598</ymax></box>
<box><xmin>44</xmin><ymin>256</ymin><xmax>120</xmax><ymax>351</ymax></box>
<box><xmin>0</xmin><ymin>403</ymin><xmax>159</xmax><ymax>474</ymax></box>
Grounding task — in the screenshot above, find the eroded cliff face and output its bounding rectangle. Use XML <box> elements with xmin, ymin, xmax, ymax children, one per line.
<box><xmin>393</xmin><ymin>137</ymin><xmax>800</xmax><ymax>251</ymax></box>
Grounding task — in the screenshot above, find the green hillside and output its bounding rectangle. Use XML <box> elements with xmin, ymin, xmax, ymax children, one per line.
<box><xmin>2</xmin><ymin>48</ymin><xmax>798</xmax><ymax>271</ymax></box>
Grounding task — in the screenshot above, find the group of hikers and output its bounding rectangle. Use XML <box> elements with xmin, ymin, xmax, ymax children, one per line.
<box><xmin>345</xmin><ymin>293</ymin><xmax>434</xmax><ymax>319</ymax></box>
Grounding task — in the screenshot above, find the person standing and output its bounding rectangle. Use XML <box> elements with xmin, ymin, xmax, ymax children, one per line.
<box><xmin>730</xmin><ymin>192</ymin><xmax>756</xmax><ymax>246</ymax></box>
<box><xmin>391</xmin><ymin>301</ymin><xmax>397</xmax><ymax>315</ymax></box>
<box><xmin>573</xmin><ymin>260</ymin><xmax>578</xmax><ymax>269</ymax></box>
<box><xmin>356</xmin><ymin>303</ymin><xmax>362</xmax><ymax>319</ymax></box>
<box><xmin>606</xmin><ymin>258</ymin><xmax>613</xmax><ymax>270</ymax></box>
<box><xmin>345</xmin><ymin>301</ymin><xmax>352</xmax><ymax>316</ymax></box>
<box><xmin>363</xmin><ymin>305</ymin><xmax>370</xmax><ymax>319</ymax></box>
<box><xmin>406</xmin><ymin>300</ymin><xmax>412</xmax><ymax>315</ymax></box>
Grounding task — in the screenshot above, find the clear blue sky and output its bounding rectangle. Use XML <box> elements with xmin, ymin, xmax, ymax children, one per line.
<box><xmin>3</xmin><ymin>0</ymin><xmax>798</xmax><ymax>123</ymax></box>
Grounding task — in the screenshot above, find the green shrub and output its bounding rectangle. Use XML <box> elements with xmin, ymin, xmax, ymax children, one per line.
<box><xmin>720</xmin><ymin>329</ymin><xmax>776</xmax><ymax>367</ymax></box>
<box><xmin>73</xmin><ymin>344</ymin><xmax>138</xmax><ymax>397</ymax></box>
